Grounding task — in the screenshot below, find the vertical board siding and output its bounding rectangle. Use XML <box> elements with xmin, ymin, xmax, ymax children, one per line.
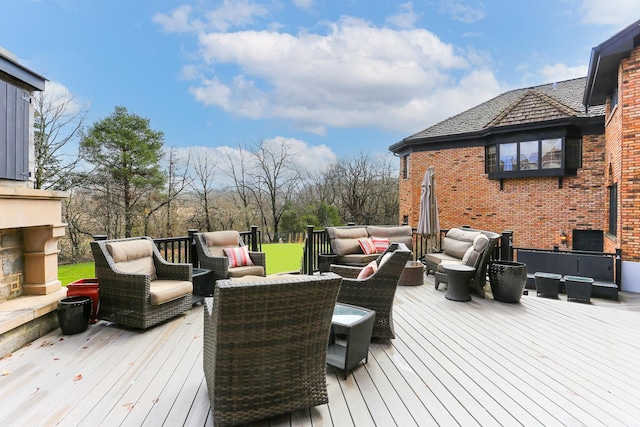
<box><xmin>0</xmin><ymin>80</ymin><xmax>29</xmax><ymax>181</ymax></box>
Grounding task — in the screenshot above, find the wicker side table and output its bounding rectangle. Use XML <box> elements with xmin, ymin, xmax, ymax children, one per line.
<box><xmin>534</xmin><ymin>272</ymin><xmax>562</xmax><ymax>299</ymax></box>
<box><xmin>565</xmin><ymin>275</ymin><xmax>594</xmax><ymax>303</ymax></box>
<box><xmin>398</xmin><ymin>261</ymin><xmax>424</xmax><ymax>286</ymax></box>
<box><xmin>442</xmin><ymin>264</ymin><xmax>475</xmax><ymax>301</ymax></box>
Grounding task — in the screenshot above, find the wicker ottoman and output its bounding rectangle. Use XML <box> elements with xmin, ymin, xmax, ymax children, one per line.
<box><xmin>535</xmin><ymin>272</ymin><xmax>562</xmax><ymax>299</ymax></box>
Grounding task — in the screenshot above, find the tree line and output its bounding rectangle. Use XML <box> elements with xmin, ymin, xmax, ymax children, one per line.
<box><xmin>34</xmin><ymin>93</ymin><xmax>400</xmax><ymax>262</ymax></box>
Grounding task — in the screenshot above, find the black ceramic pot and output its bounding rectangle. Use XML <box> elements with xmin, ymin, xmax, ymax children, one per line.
<box><xmin>488</xmin><ymin>261</ymin><xmax>527</xmax><ymax>303</ymax></box>
<box><xmin>58</xmin><ymin>296</ymin><xmax>92</xmax><ymax>335</ymax></box>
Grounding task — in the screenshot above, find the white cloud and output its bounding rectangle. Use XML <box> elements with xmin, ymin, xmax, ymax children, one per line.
<box><xmin>174</xmin><ymin>137</ymin><xmax>336</xmax><ymax>186</ymax></box>
<box><xmin>42</xmin><ymin>80</ymin><xmax>85</xmax><ymax>116</ymax></box>
<box><xmin>292</xmin><ymin>0</ymin><xmax>315</xmax><ymax>11</ymax></box>
<box><xmin>579</xmin><ymin>0</ymin><xmax>640</xmax><ymax>27</ymax></box>
<box><xmin>153</xmin><ymin>0</ymin><xmax>269</xmax><ymax>33</ymax></box>
<box><xmin>386</xmin><ymin>2</ymin><xmax>420</xmax><ymax>29</ymax></box>
<box><xmin>180</xmin><ymin>15</ymin><xmax>500</xmax><ymax>134</ymax></box>
<box><xmin>538</xmin><ymin>63</ymin><xmax>588</xmax><ymax>82</ymax></box>
<box><xmin>439</xmin><ymin>0</ymin><xmax>486</xmax><ymax>24</ymax></box>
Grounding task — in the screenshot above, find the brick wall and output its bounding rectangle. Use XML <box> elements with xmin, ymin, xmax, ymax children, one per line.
<box><xmin>400</xmin><ymin>134</ymin><xmax>606</xmax><ymax>250</ymax></box>
<box><xmin>619</xmin><ymin>46</ymin><xmax>640</xmax><ymax>261</ymax></box>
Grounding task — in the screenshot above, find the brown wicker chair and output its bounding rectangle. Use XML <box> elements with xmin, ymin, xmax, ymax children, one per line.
<box><xmin>330</xmin><ymin>243</ymin><xmax>412</xmax><ymax>339</ymax></box>
<box><xmin>194</xmin><ymin>231</ymin><xmax>266</xmax><ymax>281</ymax></box>
<box><xmin>90</xmin><ymin>237</ymin><xmax>193</xmax><ymax>329</ymax></box>
<box><xmin>203</xmin><ymin>273</ymin><xmax>342</xmax><ymax>426</ymax></box>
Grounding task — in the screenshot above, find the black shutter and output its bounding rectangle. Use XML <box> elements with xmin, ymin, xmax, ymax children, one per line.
<box><xmin>0</xmin><ymin>80</ymin><xmax>30</xmax><ymax>181</ymax></box>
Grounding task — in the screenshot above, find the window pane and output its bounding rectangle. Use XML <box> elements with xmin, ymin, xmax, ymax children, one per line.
<box><xmin>486</xmin><ymin>145</ymin><xmax>496</xmax><ymax>173</ymax></box>
<box><xmin>500</xmin><ymin>143</ymin><xmax>517</xmax><ymax>171</ymax></box>
<box><xmin>541</xmin><ymin>138</ymin><xmax>562</xmax><ymax>169</ymax></box>
<box><xmin>565</xmin><ymin>137</ymin><xmax>582</xmax><ymax>169</ymax></box>
<box><xmin>519</xmin><ymin>141</ymin><xmax>538</xmax><ymax>170</ymax></box>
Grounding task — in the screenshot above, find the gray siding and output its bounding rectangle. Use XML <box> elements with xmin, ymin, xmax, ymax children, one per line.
<box><xmin>0</xmin><ymin>80</ymin><xmax>30</xmax><ymax>181</ymax></box>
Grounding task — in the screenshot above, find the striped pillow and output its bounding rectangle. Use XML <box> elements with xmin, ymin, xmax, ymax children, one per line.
<box><xmin>357</xmin><ymin>260</ymin><xmax>378</xmax><ymax>279</ymax></box>
<box><xmin>223</xmin><ymin>246</ymin><xmax>254</xmax><ymax>267</ymax></box>
<box><xmin>370</xmin><ymin>236</ymin><xmax>390</xmax><ymax>253</ymax></box>
<box><xmin>358</xmin><ymin>238</ymin><xmax>377</xmax><ymax>255</ymax></box>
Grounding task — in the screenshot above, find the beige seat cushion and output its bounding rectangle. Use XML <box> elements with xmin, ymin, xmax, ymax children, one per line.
<box><xmin>327</xmin><ymin>227</ymin><xmax>369</xmax><ymax>256</ymax></box>
<box><xmin>149</xmin><ymin>280</ymin><xmax>193</xmax><ymax>305</ymax></box>
<box><xmin>366</xmin><ymin>225</ymin><xmax>413</xmax><ymax>248</ymax></box>
<box><xmin>107</xmin><ymin>239</ymin><xmax>157</xmax><ymax>280</ymax></box>
<box><xmin>442</xmin><ymin>228</ymin><xmax>480</xmax><ymax>259</ymax></box>
<box><xmin>204</xmin><ymin>231</ymin><xmax>241</xmax><ymax>257</ymax></box>
<box><xmin>424</xmin><ymin>252</ymin><xmax>461</xmax><ymax>266</ymax></box>
<box><xmin>461</xmin><ymin>234</ymin><xmax>490</xmax><ymax>267</ymax></box>
<box><xmin>228</xmin><ymin>265</ymin><xmax>265</xmax><ymax>277</ymax></box>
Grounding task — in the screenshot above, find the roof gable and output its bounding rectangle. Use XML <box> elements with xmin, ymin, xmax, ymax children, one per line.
<box><xmin>390</xmin><ymin>77</ymin><xmax>605</xmax><ymax>153</ymax></box>
<box><xmin>486</xmin><ymin>90</ymin><xmax>580</xmax><ymax>128</ymax></box>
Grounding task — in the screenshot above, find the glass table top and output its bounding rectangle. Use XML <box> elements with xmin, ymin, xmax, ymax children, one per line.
<box><xmin>332</xmin><ymin>303</ymin><xmax>374</xmax><ymax>326</ymax></box>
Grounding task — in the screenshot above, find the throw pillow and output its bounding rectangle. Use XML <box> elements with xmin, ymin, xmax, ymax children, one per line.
<box><xmin>223</xmin><ymin>246</ymin><xmax>255</xmax><ymax>267</ymax></box>
<box><xmin>357</xmin><ymin>260</ymin><xmax>378</xmax><ymax>279</ymax></box>
<box><xmin>358</xmin><ymin>238</ymin><xmax>377</xmax><ymax>255</ymax></box>
<box><xmin>370</xmin><ymin>236</ymin><xmax>390</xmax><ymax>253</ymax></box>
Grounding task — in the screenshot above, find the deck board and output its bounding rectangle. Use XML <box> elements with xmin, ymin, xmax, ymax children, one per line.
<box><xmin>2</xmin><ymin>277</ymin><xmax>640</xmax><ymax>426</ymax></box>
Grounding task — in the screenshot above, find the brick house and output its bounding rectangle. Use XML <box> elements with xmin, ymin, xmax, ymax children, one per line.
<box><xmin>390</xmin><ymin>19</ymin><xmax>640</xmax><ymax>292</ymax></box>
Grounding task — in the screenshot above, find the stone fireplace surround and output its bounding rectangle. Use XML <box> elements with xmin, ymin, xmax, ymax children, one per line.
<box><xmin>0</xmin><ymin>186</ymin><xmax>68</xmax><ymax>355</ymax></box>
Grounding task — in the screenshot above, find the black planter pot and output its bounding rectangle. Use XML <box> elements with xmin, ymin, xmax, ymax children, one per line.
<box><xmin>58</xmin><ymin>296</ymin><xmax>92</xmax><ymax>335</ymax></box>
<box><xmin>488</xmin><ymin>261</ymin><xmax>527</xmax><ymax>303</ymax></box>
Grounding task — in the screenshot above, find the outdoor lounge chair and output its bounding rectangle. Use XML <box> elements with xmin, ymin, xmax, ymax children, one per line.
<box><xmin>433</xmin><ymin>229</ymin><xmax>501</xmax><ymax>298</ymax></box>
<box><xmin>330</xmin><ymin>243</ymin><xmax>412</xmax><ymax>339</ymax></box>
<box><xmin>194</xmin><ymin>231</ymin><xmax>266</xmax><ymax>281</ymax></box>
<box><xmin>90</xmin><ymin>236</ymin><xmax>193</xmax><ymax>329</ymax></box>
<box><xmin>203</xmin><ymin>273</ymin><xmax>342</xmax><ymax>426</ymax></box>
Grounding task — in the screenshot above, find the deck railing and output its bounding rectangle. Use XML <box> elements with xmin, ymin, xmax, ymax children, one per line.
<box><xmin>513</xmin><ymin>245</ymin><xmax>622</xmax><ymax>287</ymax></box>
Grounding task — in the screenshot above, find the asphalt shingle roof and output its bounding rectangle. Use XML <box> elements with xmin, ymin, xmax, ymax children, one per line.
<box><xmin>401</xmin><ymin>77</ymin><xmax>605</xmax><ymax>144</ymax></box>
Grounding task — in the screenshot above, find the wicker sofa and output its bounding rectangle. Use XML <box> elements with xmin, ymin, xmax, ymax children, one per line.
<box><xmin>90</xmin><ymin>236</ymin><xmax>193</xmax><ymax>329</ymax></box>
<box><xmin>325</xmin><ymin>225</ymin><xmax>413</xmax><ymax>266</ymax></box>
<box><xmin>423</xmin><ymin>228</ymin><xmax>500</xmax><ymax>298</ymax></box>
<box><xmin>203</xmin><ymin>273</ymin><xmax>342</xmax><ymax>426</ymax></box>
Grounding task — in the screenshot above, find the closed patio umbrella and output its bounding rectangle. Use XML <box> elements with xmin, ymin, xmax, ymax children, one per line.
<box><xmin>417</xmin><ymin>165</ymin><xmax>440</xmax><ymax>252</ymax></box>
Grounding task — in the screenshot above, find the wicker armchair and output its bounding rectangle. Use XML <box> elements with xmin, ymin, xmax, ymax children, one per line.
<box><xmin>90</xmin><ymin>237</ymin><xmax>193</xmax><ymax>329</ymax></box>
<box><xmin>203</xmin><ymin>273</ymin><xmax>342</xmax><ymax>426</ymax></box>
<box><xmin>434</xmin><ymin>230</ymin><xmax>500</xmax><ymax>298</ymax></box>
<box><xmin>194</xmin><ymin>231</ymin><xmax>266</xmax><ymax>281</ymax></box>
<box><xmin>330</xmin><ymin>243</ymin><xmax>412</xmax><ymax>339</ymax></box>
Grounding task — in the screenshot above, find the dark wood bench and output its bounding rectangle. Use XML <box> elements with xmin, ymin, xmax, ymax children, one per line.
<box><xmin>516</xmin><ymin>249</ymin><xmax>618</xmax><ymax>301</ymax></box>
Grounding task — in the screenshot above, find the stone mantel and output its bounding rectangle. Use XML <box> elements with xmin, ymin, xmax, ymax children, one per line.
<box><xmin>0</xmin><ymin>186</ymin><xmax>68</xmax><ymax>295</ymax></box>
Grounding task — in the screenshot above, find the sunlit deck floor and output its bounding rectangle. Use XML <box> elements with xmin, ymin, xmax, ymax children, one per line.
<box><xmin>2</xmin><ymin>275</ymin><xmax>640</xmax><ymax>426</ymax></box>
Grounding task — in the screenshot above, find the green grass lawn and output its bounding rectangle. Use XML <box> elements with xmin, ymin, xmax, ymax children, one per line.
<box><xmin>58</xmin><ymin>243</ymin><xmax>306</xmax><ymax>285</ymax></box>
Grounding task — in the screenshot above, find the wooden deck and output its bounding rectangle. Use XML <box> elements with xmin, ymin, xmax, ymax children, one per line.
<box><xmin>2</xmin><ymin>276</ymin><xmax>640</xmax><ymax>426</ymax></box>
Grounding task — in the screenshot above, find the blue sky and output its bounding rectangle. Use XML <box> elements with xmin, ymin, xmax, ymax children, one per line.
<box><xmin>1</xmin><ymin>0</ymin><xmax>639</xmax><ymax>166</ymax></box>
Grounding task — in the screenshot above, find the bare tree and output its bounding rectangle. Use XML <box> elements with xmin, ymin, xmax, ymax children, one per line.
<box><xmin>142</xmin><ymin>147</ymin><xmax>191</xmax><ymax>236</ymax></box>
<box><xmin>250</xmin><ymin>139</ymin><xmax>302</xmax><ymax>241</ymax></box>
<box><xmin>221</xmin><ymin>145</ymin><xmax>259</xmax><ymax>230</ymax></box>
<box><xmin>327</xmin><ymin>153</ymin><xmax>399</xmax><ymax>225</ymax></box>
<box><xmin>33</xmin><ymin>85</ymin><xmax>88</xmax><ymax>190</ymax></box>
<box><xmin>188</xmin><ymin>147</ymin><xmax>219</xmax><ymax>231</ymax></box>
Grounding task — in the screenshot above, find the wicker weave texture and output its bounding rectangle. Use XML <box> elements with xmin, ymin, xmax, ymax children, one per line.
<box><xmin>91</xmin><ymin>237</ymin><xmax>193</xmax><ymax>329</ymax></box>
<box><xmin>194</xmin><ymin>232</ymin><xmax>266</xmax><ymax>280</ymax></box>
<box><xmin>331</xmin><ymin>243</ymin><xmax>411</xmax><ymax>339</ymax></box>
<box><xmin>203</xmin><ymin>273</ymin><xmax>342</xmax><ymax>426</ymax></box>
